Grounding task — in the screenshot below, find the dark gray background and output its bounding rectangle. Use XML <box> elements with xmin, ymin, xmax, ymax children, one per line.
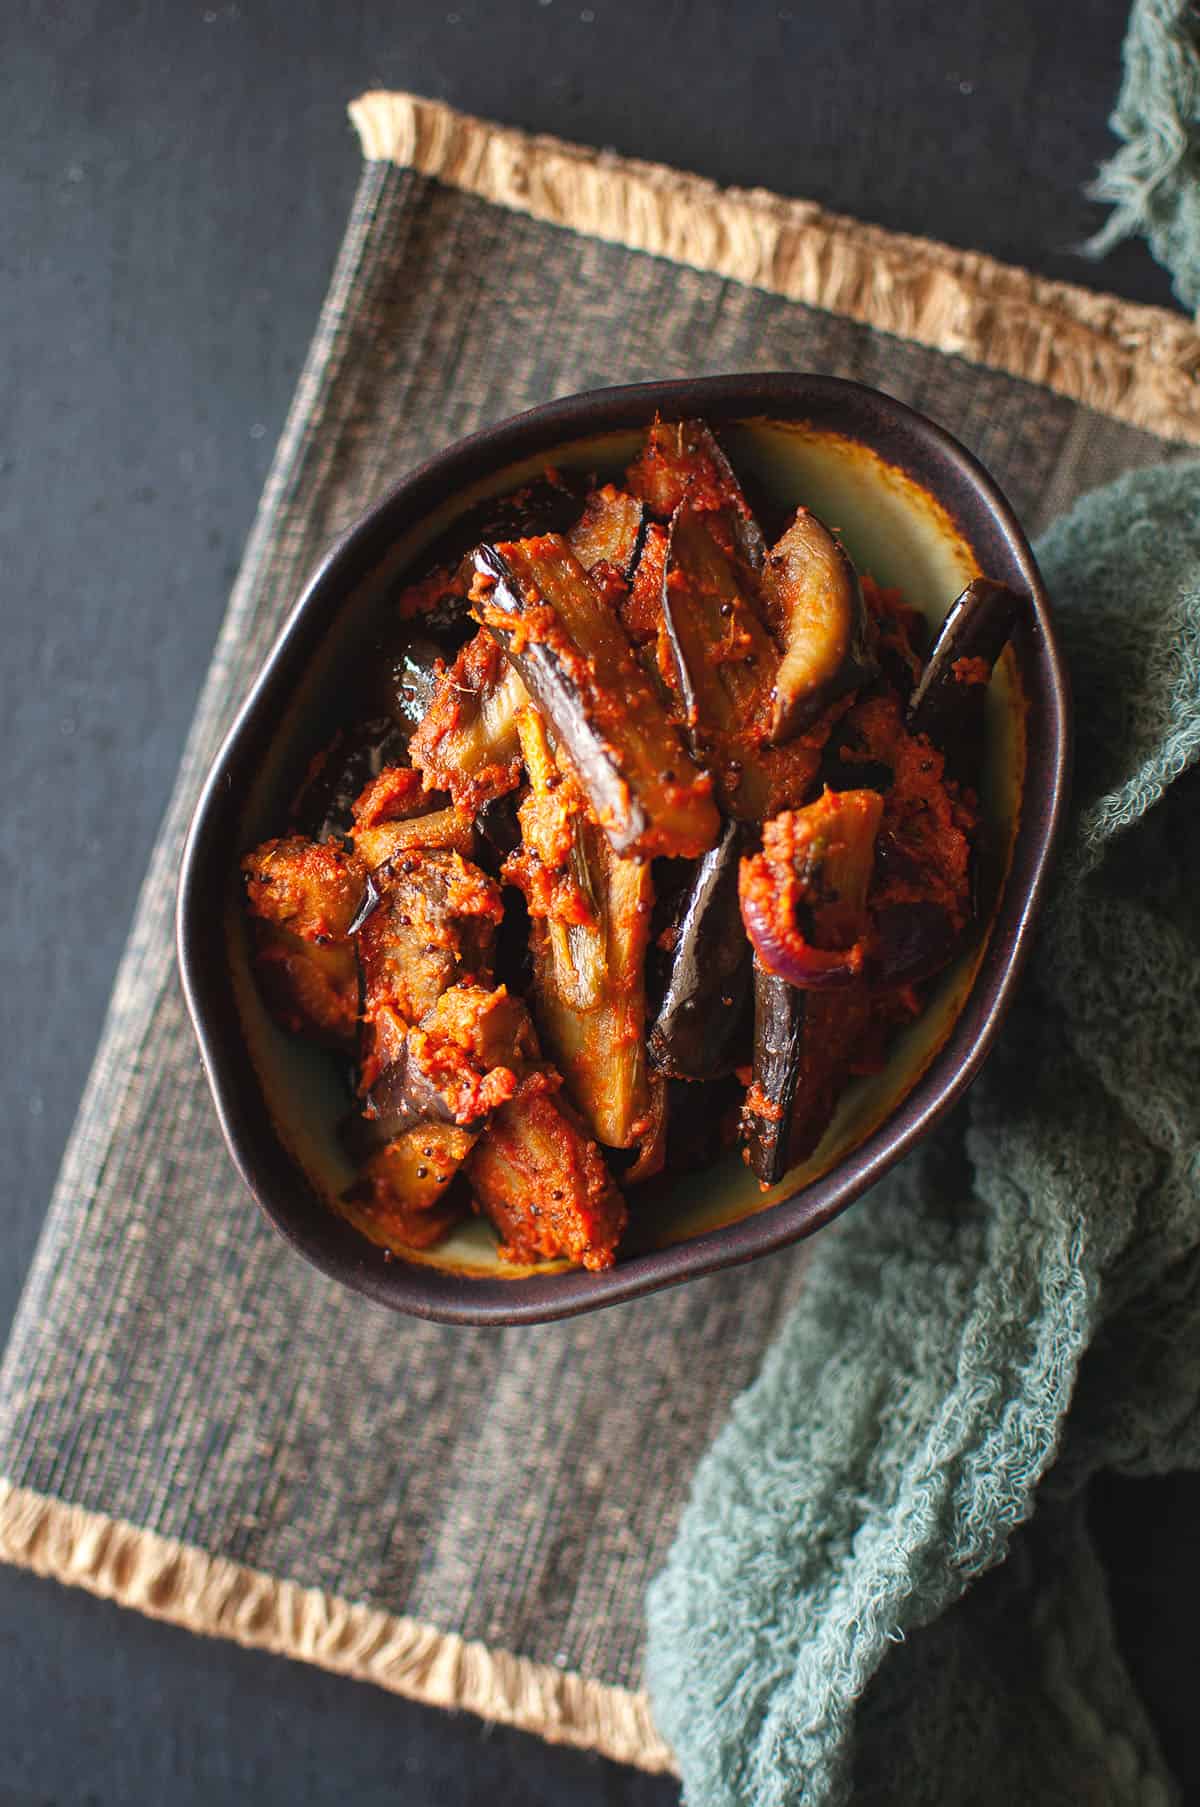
<box><xmin>2</xmin><ymin>2</ymin><xmax>1192</xmax><ymax>1801</ymax></box>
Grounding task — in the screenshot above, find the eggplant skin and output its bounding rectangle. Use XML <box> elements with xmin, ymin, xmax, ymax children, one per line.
<box><xmin>567</xmin><ymin>484</ymin><xmax>648</xmax><ymax>585</ymax></box>
<box><xmin>393</xmin><ymin>472</ymin><xmax>588</xmax><ymax>644</ymax></box>
<box><xmin>763</xmin><ymin>507</ymin><xmax>877</xmax><ymax>744</ymax></box>
<box><xmin>658</xmin><ymin>1073</ymin><xmax>741</xmax><ymax>1176</ymax></box>
<box><xmin>291</xmin><ymin>718</ymin><xmax>410</xmax><ymax>843</ymax></box>
<box><xmin>364</xmin><ymin>984</ymin><xmax>534</xmax><ymax>1141</ymax></box>
<box><xmin>648</xmin><ymin>821</ymin><xmax>752</xmax><ymax>1081</ymax></box>
<box><xmin>408</xmin><ymin>629</ymin><xmax>527</xmax><ymax>816</ymax></box>
<box><xmin>905</xmin><ymin>578</ymin><xmax>1021</xmax><ymax>784</ymax></box>
<box><xmin>741</xmin><ymin>960</ymin><xmax>806</xmax><ymax>1186</ymax></box>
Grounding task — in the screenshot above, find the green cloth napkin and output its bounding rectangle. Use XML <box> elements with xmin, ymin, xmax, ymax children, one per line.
<box><xmin>1088</xmin><ymin>0</ymin><xmax>1200</xmax><ymax>312</ymax></box>
<box><xmin>645</xmin><ymin>461</ymin><xmax>1200</xmax><ymax>1806</ymax></box>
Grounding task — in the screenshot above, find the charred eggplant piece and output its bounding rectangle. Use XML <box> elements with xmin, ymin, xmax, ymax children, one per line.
<box><xmin>621</xmin><ymin>519</ymin><xmax>671</xmax><ymax>659</ymax></box>
<box><xmin>473</xmin><ymin>535</ymin><xmax>719</xmax><ymax>860</ymax></box>
<box><xmin>628</xmin><ymin>417</ymin><xmax>766</xmax><ymax>572</ymax></box>
<box><xmin>762</xmin><ymin>507</ymin><xmax>877</xmax><ymax>743</ymax></box>
<box><xmin>357</xmin><ymin>849</ymin><xmax>504</xmax><ymax>1075</ymax></box>
<box><xmin>505</xmin><ymin>708</ymin><xmax>653</xmax><ymax>1149</ymax></box>
<box><xmin>241</xmin><ymin>836</ymin><xmax>367</xmax><ymax>1049</ymax></box>
<box><xmin>394</xmin><ymin>473</ymin><xmax>587</xmax><ymax>641</ymax></box>
<box><xmin>567</xmin><ymin>484</ymin><xmax>647</xmax><ymax>587</ymax></box>
<box><xmin>345</xmin><ymin>1136</ymin><xmax>474</xmax><ymax>1244</ymax></box>
<box><xmin>741</xmin><ymin>961</ymin><xmax>805</xmax><ymax>1186</ymax></box>
<box><xmin>526</xmin><ymin>837</ymin><xmax>653</xmax><ymax>1149</ymax></box>
<box><xmin>351</xmin><ymin>805</ymin><xmax>476</xmax><ymax>876</ymax></box>
<box><xmin>662</xmin><ymin>505</ymin><xmax>824</xmax><ymax>819</ymax></box>
<box><xmin>466</xmin><ymin>1068</ymin><xmax>627</xmax><ymax>1271</ymax></box>
<box><xmin>365</xmin><ymin>985</ymin><xmax>534</xmax><ymax>1140</ymax></box>
<box><xmin>661</xmin><ymin>503</ymin><xmax>775</xmax><ymax>738</ymax></box>
<box><xmin>354</xmin><ymin>851</ymin><xmax>507</xmax><ymax>1222</ymax></box>
<box><xmin>906</xmin><ymin>578</ymin><xmax>1021</xmax><ymax>786</ymax></box>
<box><xmin>648</xmin><ymin>821</ymin><xmax>751</xmax><ymax>1080</ymax></box>
<box><xmin>292</xmin><ymin>717</ymin><xmax>410</xmax><ymax>843</ymax></box>
<box><xmin>740</xmin><ymin>790</ymin><xmax>882</xmax><ymax>1185</ymax></box>
<box><xmin>826</xmin><ymin>691</ymin><xmax>976</xmax><ymax>986</ymax></box>
<box><xmin>743</xmin><ymin>973</ymin><xmax>875</xmax><ymax>1185</ymax></box>
<box><xmin>346</xmin><ymin>765</ymin><xmax>475</xmax><ymax>875</ymax></box>
<box><xmin>622</xmin><ymin>1071</ymin><xmax>667</xmax><ymax>1183</ymax></box>
<box><xmin>408</xmin><ymin>628</ymin><xmax>528</xmax><ymax>815</ymax></box>
<box><xmin>470</xmin><ymin>471</ymin><xmax>589</xmax><ymax>548</ymax></box>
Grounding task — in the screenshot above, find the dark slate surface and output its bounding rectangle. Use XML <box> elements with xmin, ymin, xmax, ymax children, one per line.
<box><xmin>2</xmin><ymin>2</ymin><xmax>1192</xmax><ymax>1801</ymax></box>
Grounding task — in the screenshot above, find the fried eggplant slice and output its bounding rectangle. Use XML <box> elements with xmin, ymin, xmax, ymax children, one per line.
<box><xmin>567</xmin><ymin>484</ymin><xmax>647</xmax><ymax>591</ymax></box>
<box><xmin>505</xmin><ymin>708</ymin><xmax>653</xmax><ymax>1149</ymax></box>
<box><xmin>351</xmin><ymin>806</ymin><xmax>477</xmax><ymax>878</ymax></box>
<box><xmin>742</xmin><ymin>968</ymin><xmax>874</xmax><ymax>1185</ymax></box>
<box><xmin>648</xmin><ymin>820</ymin><xmax>751</xmax><ymax>1081</ymax></box>
<box><xmin>349</xmin><ymin>1130</ymin><xmax>477</xmax><ymax>1238</ymax></box>
<box><xmin>355</xmin><ymin>985</ymin><xmax>531</xmax><ymax>1238</ymax></box>
<box><xmin>241</xmin><ymin>836</ymin><xmax>367</xmax><ymax>1048</ymax></box>
<box><xmin>622</xmin><ymin>1071</ymin><xmax>667</xmax><ymax>1184</ymax></box>
<box><xmin>357</xmin><ymin>849</ymin><xmax>504</xmax><ymax>1087</ymax></box>
<box><xmin>662</xmin><ymin>503</ymin><xmax>824</xmax><ymax>819</ymax></box>
<box><xmin>408</xmin><ymin>628</ymin><xmax>528</xmax><ymax>815</ymax></box>
<box><xmin>472</xmin><ymin>534</ymin><xmax>719</xmax><ymax>860</ymax></box>
<box><xmin>365</xmin><ymin>985</ymin><xmax>534</xmax><ymax>1140</ymax></box>
<box><xmin>621</xmin><ymin>519</ymin><xmax>670</xmax><ymax>656</ymax></box>
<box><xmin>353</xmin><ymin>851</ymin><xmax>507</xmax><ymax>1227</ymax></box>
<box><xmin>627</xmin><ymin>417</ymin><xmax>766</xmax><ymax>572</ymax></box>
<box><xmin>291</xmin><ymin>717</ymin><xmax>410</xmax><ymax>843</ymax></box>
<box><xmin>355</xmin><ymin>1013</ymin><xmax>535</xmax><ymax>1245</ymax></box>
<box><xmin>762</xmin><ymin>507</ymin><xmax>877</xmax><ymax>743</ymax></box>
<box><xmin>740</xmin><ymin>789</ymin><xmax>883</xmax><ymax>1185</ymax></box>
<box><xmin>467</xmin><ymin>1068</ymin><xmax>627</xmax><ymax>1271</ymax></box>
<box><xmin>740</xmin><ymin>960</ymin><xmax>804</xmax><ymax>1186</ymax></box>
<box><xmin>905</xmin><ymin>578</ymin><xmax>1021</xmax><ymax>788</ymax></box>
<box><xmin>350</xmin><ymin>764</ymin><xmax>431</xmax><ymax>830</ymax></box>
<box><xmin>832</xmin><ymin>692</ymin><xmax>976</xmax><ymax>985</ymax></box>
<box><xmin>346</xmin><ymin>766</ymin><xmax>476</xmax><ymax>887</ymax></box>
<box><xmin>393</xmin><ymin>472</ymin><xmax>587</xmax><ymax>640</ymax></box>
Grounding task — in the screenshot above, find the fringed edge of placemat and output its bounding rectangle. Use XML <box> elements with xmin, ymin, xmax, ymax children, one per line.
<box><xmin>349</xmin><ymin>88</ymin><xmax>1200</xmax><ymax>445</ymax></box>
<box><xmin>0</xmin><ymin>1479</ymin><xmax>677</xmax><ymax>1774</ymax></box>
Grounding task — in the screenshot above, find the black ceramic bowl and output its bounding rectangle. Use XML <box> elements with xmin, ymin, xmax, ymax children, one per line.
<box><xmin>178</xmin><ymin>374</ymin><xmax>1070</xmax><ymax>1325</ymax></box>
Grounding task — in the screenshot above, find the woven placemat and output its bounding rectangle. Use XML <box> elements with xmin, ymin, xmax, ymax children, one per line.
<box><xmin>1</xmin><ymin>92</ymin><xmax>1196</xmax><ymax>1774</ymax></box>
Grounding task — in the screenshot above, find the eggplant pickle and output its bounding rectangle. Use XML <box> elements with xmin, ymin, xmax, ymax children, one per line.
<box><xmin>243</xmin><ymin>425</ymin><xmax>1002</xmax><ymax>1270</ymax></box>
<box><xmin>762</xmin><ymin>507</ymin><xmax>877</xmax><ymax>743</ymax></box>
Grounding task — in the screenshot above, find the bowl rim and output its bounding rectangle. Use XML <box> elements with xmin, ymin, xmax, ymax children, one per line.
<box><xmin>177</xmin><ymin>372</ymin><xmax>1071</xmax><ymax>1325</ymax></box>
